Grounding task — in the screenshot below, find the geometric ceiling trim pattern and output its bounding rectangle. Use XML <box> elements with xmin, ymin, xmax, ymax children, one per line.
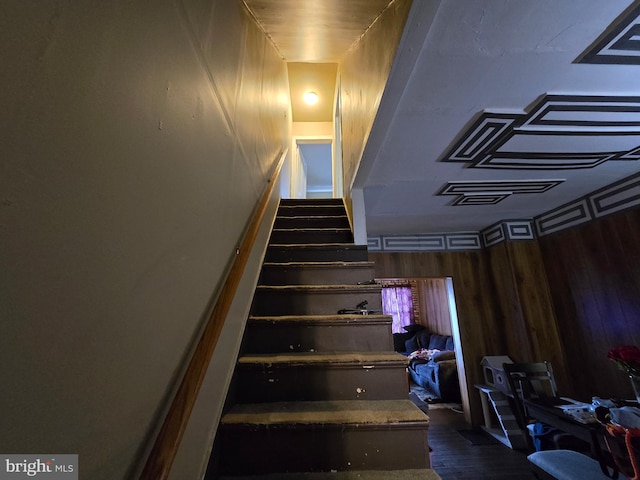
<box><xmin>368</xmin><ymin>172</ymin><xmax>640</xmax><ymax>250</ymax></box>
<box><xmin>438</xmin><ymin>179</ymin><xmax>565</xmax><ymax>206</ymax></box>
<box><xmin>535</xmin><ymin>171</ymin><xmax>640</xmax><ymax>236</ymax></box>
<box><xmin>452</xmin><ymin>193</ymin><xmax>511</xmax><ymax>206</ymax></box>
<box><xmin>442</xmin><ymin>94</ymin><xmax>640</xmax><ymax>170</ymax></box>
<box><xmin>577</xmin><ymin>3</ymin><xmax>640</xmax><ymax>65</ymax></box>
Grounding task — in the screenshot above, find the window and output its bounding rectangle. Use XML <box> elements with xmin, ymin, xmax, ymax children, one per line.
<box><xmin>381</xmin><ymin>285</ymin><xmax>414</xmax><ymax>333</ymax></box>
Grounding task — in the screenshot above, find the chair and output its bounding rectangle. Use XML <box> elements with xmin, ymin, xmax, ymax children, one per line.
<box><xmin>503</xmin><ymin>362</ymin><xmax>559</xmax><ymax>434</ymax></box>
<box><xmin>504</xmin><ymin>362</ymin><xmax>590</xmax><ymax>454</ymax></box>
<box><xmin>602</xmin><ymin>423</ymin><xmax>640</xmax><ymax>480</ymax></box>
<box><xmin>528</xmin><ymin>450</ymin><xmax>618</xmax><ymax>480</ymax></box>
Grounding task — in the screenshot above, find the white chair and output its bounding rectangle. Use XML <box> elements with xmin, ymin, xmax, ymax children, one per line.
<box><xmin>528</xmin><ymin>450</ymin><xmax>625</xmax><ymax>480</ymax></box>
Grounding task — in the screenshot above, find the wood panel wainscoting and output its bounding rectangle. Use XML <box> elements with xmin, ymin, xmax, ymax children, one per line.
<box><xmin>485</xmin><ymin>240</ymin><xmax>570</xmax><ymax>393</ymax></box>
<box><xmin>372</xmin><ymin>206</ymin><xmax>640</xmax><ymax>422</ymax></box>
<box><xmin>370</xmin><ymin>245</ymin><xmax>567</xmax><ymax>426</ymax></box>
<box><xmin>539</xmin><ymin>207</ymin><xmax>640</xmax><ymax>401</ymax></box>
<box><xmin>370</xmin><ymin>251</ymin><xmax>504</xmax><ymax>426</ymax></box>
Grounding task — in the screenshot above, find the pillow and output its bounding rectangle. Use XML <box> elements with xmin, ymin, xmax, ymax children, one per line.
<box><xmin>432</xmin><ymin>350</ymin><xmax>456</xmax><ymax>362</ymax></box>
<box><xmin>403</xmin><ymin>323</ymin><xmax>425</xmax><ymax>334</ymax></box>
<box><xmin>404</xmin><ymin>335</ymin><xmax>419</xmax><ymax>353</ymax></box>
<box><xmin>445</xmin><ymin>336</ymin><xmax>455</xmax><ymax>351</ymax></box>
<box><xmin>415</xmin><ymin>329</ymin><xmax>431</xmax><ymax>349</ymax></box>
<box><xmin>392</xmin><ymin>332</ymin><xmax>412</xmax><ymax>352</ymax></box>
<box><xmin>428</xmin><ymin>334</ymin><xmax>450</xmax><ymax>351</ymax></box>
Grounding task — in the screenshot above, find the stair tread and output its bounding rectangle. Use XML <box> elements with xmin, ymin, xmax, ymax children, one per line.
<box><xmin>262</xmin><ymin>261</ymin><xmax>374</xmax><ymax>267</ymax></box>
<box><xmin>238</xmin><ymin>351</ymin><xmax>408</xmax><ymax>365</ymax></box>
<box><xmin>268</xmin><ymin>243</ymin><xmax>365</xmax><ymax>248</ymax></box>
<box><xmin>218</xmin><ymin>468</ymin><xmax>442</xmax><ymax>480</ymax></box>
<box><xmin>276</xmin><ymin>214</ymin><xmax>348</xmax><ymax>219</ymax></box>
<box><xmin>221</xmin><ymin>399</ymin><xmax>429</xmax><ymax>426</ymax></box>
<box><xmin>249</xmin><ymin>314</ymin><xmax>390</xmax><ymax>323</ymax></box>
<box><xmin>255</xmin><ymin>284</ymin><xmax>381</xmax><ymax>292</ymax></box>
<box><xmin>273</xmin><ymin>227</ymin><xmax>351</xmax><ymax>231</ymax></box>
<box><xmin>279</xmin><ymin>205</ymin><xmax>344</xmax><ymax>209</ymax></box>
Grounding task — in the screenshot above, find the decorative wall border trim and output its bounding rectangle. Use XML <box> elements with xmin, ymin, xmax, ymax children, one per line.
<box><xmin>534</xmin><ymin>199</ymin><xmax>593</xmax><ymax>236</ymax></box>
<box><xmin>369</xmin><ymin>172</ymin><xmax>640</xmax><ymax>250</ymax></box>
<box><xmin>367</xmin><ymin>233</ymin><xmax>482</xmax><ymax>252</ymax></box>
<box><xmin>535</xmin><ymin>171</ymin><xmax>640</xmax><ymax>236</ymax></box>
<box><xmin>481</xmin><ymin>220</ymin><xmax>536</xmax><ymax>247</ymax></box>
<box><xmin>577</xmin><ymin>3</ymin><xmax>640</xmax><ymax>65</ymax></box>
<box><xmin>590</xmin><ymin>174</ymin><xmax>640</xmax><ymax>217</ymax></box>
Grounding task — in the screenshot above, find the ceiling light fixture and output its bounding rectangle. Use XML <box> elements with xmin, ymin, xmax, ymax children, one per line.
<box><xmin>303</xmin><ymin>91</ymin><xmax>319</xmax><ymax>105</ymax></box>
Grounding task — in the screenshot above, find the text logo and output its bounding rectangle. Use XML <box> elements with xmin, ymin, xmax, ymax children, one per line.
<box><xmin>1</xmin><ymin>455</ymin><xmax>77</xmax><ymax>480</ymax></box>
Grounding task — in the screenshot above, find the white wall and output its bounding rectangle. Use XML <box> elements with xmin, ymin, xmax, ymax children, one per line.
<box><xmin>289</xmin><ymin>122</ymin><xmax>333</xmax><ymax>198</ymax></box>
<box><xmin>169</xmin><ymin>171</ymin><xmax>283</xmax><ymax>480</ymax></box>
<box><xmin>0</xmin><ymin>1</ymin><xmax>290</xmax><ymax>479</ymax></box>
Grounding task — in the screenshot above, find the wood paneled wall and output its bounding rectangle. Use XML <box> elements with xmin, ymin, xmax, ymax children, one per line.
<box><xmin>371</xmin><ymin>207</ymin><xmax>640</xmax><ymax>421</ymax></box>
<box><xmin>370</xmin><ymin>251</ymin><xmax>503</xmax><ymax>425</ymax></box>
<box><xmin>539</xmin><ymin>208</ymin><xmax>640</xmax><ymax>401</ymax></box>
<box><xmin>486</xmin><ymin>241</ymin><xmax>570</xmax><ymax>392</ymax></box>
<box><xmin>417</xmin><ymin>278</ymin><xmax>453</xmax><ymax>336</ymax></box>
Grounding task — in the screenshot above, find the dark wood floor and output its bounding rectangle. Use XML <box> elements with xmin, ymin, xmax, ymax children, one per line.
<box><xmin>427</xmin><ymin>406</ymin><xmax>536</xmax><ymax>480</ymax></box>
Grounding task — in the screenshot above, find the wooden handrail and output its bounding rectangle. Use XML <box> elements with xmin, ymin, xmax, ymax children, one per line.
<box><xmin>139</xmin><ymin>151</ymin><xmax>285</xmax><ymax>480</ymax></box>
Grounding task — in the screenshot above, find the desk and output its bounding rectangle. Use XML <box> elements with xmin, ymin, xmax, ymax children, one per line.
<box><xmin>524</xmin><ymin>398</ymin><xmax>613</xmax><ymax>475</ymax></box>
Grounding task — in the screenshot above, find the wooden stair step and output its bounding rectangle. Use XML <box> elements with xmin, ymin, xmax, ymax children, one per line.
<box><xmin>220</xmin><ymin>399</ymin><xmax>428</xmax><ymax>427</ymax></box>
<box><xmin>259</xmin><ymin>261</ymin><xmax>376</xmax><ymax>286</ymax></box>
<box><xmin>218</xmin><ymin>469</ymin><xmax>442</xmax><ymax>480</ymax></box>
<box><xmin>248</xmin><ymin>314</ymin><xmax>391</xmax><ymax>325</ymax></box>
<box><xmin>234</xmin><ymin>352</ymin><xmax>409</xmax><ymax>402</ymax></box>
<box><xmin>218</xmin><ymin>400</ymin><xmax>430</xmax><ymax>475</ymax></box>
<box><xmin>274</xmin><ymin>215</ymin><xmax>350</xmax><ymax>229</ymax></box>
<box><xmin>265</xmin><ymin>243</ymin><xmax>369</xmax><ymax>262</ymax></box>
<box><xmin>252</xmin><ymin>284</ymin><xmax>383</xmax><ymax>316</ymax></box>
<box><xmin>277</xmin><ymin>204</ymin><xmax>346</xmax><ymax>217</ymax></box>
<box><xmin>245</xmin><ymin>314</ymin><xmax>393</xmax><ymax>353</ymax></box>
<box><xmin>238</xmin><ymin>351</ymin><xmax>408</xmax><ymax>366</ymax></box>
<box><xmin>270</xmin><ymin>228</ymin><xmax>353</xmax><ymax>244</ymax></box>
<box><xmin>280</xmin><ymin>198</ymin><xmax>345</xmax><ymax>206</ymax></box>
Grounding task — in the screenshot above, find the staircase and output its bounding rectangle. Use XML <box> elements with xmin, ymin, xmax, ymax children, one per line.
<box><xmin>212</xmin><ymin>198</ymin><xmax>433</xmax><ymax>479</ymax></box>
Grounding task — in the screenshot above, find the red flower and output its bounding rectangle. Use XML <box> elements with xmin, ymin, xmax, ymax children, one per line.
<box><xmin>608</xmin><ymin>345</ymin><xmax>640</xmax><ymax>378</ymax></box>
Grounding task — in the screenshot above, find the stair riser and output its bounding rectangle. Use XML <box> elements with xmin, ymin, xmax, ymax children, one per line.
<box><xmin>270</xmin><ymin>229</ymin><xmax>353</xmax><ymax>244</ymax></box>
<box><xmin>277</xmin><ymin>205</ymin><xmax>346</xmax><ymax>217</ymax></box>
<box><xmin>244</xmin><ymin>323</ymin><xmax>393</xmax><ymax>353</ymax></box>
<box><xmin>252</xmin><ymin>290</ymin><xmax>382</xmax><ymax>316</ymax></box>
<box><xmin>259</xmin><ymin>264</ymin><xmax>376</xmax><ymax>286</ymax></box>
<box><xmin>235</xmin><ymin>365</ymin><xmax>408</xmax><ymax>403</ymax></box>
<box><xmin>218</xmin><ymin>425</ymin><xmax>430</xmax><ymax>475</ymax></box>
<box><xmin>280</xmin><ymin>198</ymin><xmax>344</xmax><ymax>207</ymax></box>
<box><xmin>265</xmin><ymin>246</ymin><xmax>369</xmax><ymax>262</ymax></box>
<box><xmin>274</xmin><ymin>216</ymin><xmax>350</xmax><ymax>229</ymax></box>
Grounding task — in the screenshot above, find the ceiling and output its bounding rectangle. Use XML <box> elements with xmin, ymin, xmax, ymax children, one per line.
<box><xmin>287</xmin><ymin>63</ymin><xmax>337</xmax><ymax>122</ymax></box>
<box><xmin>244</xmin><ymin>0</ymin><xmax>640</xmax><ymax>237</ymax></box>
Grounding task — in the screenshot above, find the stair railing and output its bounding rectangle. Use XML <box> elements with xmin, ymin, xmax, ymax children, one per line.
<box><xmin>139</xmin><ymin>150</ymin><xmax>286</xmax><ymax>480</ymax></box>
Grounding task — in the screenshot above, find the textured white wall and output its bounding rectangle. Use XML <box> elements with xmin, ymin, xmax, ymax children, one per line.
<box><xmin>0</xmin><ymin>1</ymin><xmax>290</xmax><ymax>479</ymax></box>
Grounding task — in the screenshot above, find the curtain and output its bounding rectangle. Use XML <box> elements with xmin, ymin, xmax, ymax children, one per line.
<box><xmin>381</xmin><ymin>286</ymin><xmax>414</xmax><ymax>333</ymax></box>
